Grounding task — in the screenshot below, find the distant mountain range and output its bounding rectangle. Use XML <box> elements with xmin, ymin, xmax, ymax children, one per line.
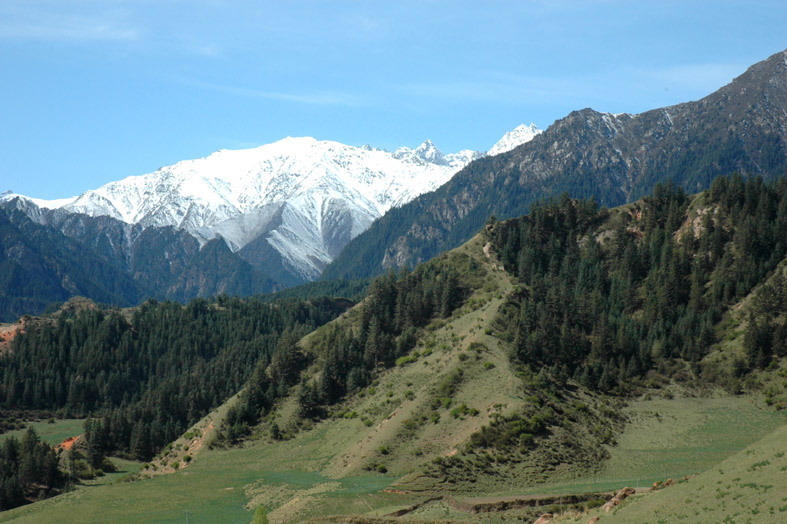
<box><xmin>3</xmin><ymin>49</ymin><xmax>787</xmax><ymax>319</ymax></box>
<box><xmin>0</xmin><ymin>126</ymin><xmax>541</xmax><ymax>320</ymax></box>
<box><xmin>322</xmin><ymin>49</ymin><xmax>787</xmax><ymax>281</ymax></box>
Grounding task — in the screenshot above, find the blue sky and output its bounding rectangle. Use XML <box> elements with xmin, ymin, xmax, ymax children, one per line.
<box><xmin>1</xmin><ymin>0</ymin><xmax>785</xmax><ymax>199</ymax></box>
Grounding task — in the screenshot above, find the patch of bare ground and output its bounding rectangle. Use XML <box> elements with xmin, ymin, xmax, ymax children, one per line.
<box><xmin>0</xmin><ymin>319</ymin><xmax>26</xmax><ymax>354</ymax></box>
<box><xmin>141</xmin><ymin>419</ymin><xmax>216</xmax><ymax>478</ymax></box>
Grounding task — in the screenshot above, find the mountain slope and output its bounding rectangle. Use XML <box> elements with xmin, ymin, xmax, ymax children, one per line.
<box><xmin>0</xmin><ymin>124</ymin><xmax>541</xmax><ymax>308</ymax></box>
<box><xmin>486</xmin><ymin>122</ymin><xmax>541</xmax><ymax>156</ymax></box>
<box><xmin>594</xmin><ymin>423</ymin><xmax>787</xmax><ymax>524</ymax></box>
<box><xmin>0</xmin><ymin>207</ymin><xmax>143</xmax><ymax>322</ymax></box>
<box><xmin>0</xmin><ymin>197</ymin><xmax>276</xmax><ymax>314</ymax></box>
<box><xmin>322</xmin><ymin>49</ymin><xmax>787</xmax><ymax>281</ymax></box>
<box><xmin>16</xmin><ymin>138</ymin><xmax>480</xmax><ymax>284</ymax></box>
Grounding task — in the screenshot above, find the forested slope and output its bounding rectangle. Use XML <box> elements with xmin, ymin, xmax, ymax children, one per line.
<box><xmin>0</xmin><ymin>294</ymin><xmax>350</xmax><ymax>512</ymax></box>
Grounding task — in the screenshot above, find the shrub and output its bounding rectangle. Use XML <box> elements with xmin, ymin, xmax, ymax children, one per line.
<box><xmin>451</xmin><ymin>403</ymin><xmax>472</xmax><ymax>418</ymax></box>
<box><xmin>252</xmin><ymin>507</ymin><xmax>269</xmax><ymax>524</ymax></box>
<box><xmin>396</xmin><ymin>355</ymin><xmax>417</xmax><ymax>367</ymax></box>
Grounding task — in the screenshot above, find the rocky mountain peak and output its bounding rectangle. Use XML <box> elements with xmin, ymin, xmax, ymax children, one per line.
<box><xmin>413</xmin><ymin>139</ymin><xmax>448</xmax><ymax>165</ymax></box>
<box><xmin>487</xmin><ymin>122</ymin><xmax>543</xmax><ymax>156</ymax></box>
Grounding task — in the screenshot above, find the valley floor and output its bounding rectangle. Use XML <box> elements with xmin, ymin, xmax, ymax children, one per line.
<box><xmin>0</xmin><ymin>392</ymin><xmax>783</xmax><ymax>524</ymax></box>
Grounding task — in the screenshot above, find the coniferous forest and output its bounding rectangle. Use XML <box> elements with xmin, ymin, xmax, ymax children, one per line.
<box><xmin>0</xmin><ymin>427</ymin><xmax>63</xmax><ymax>510</ymax></box>
<box><xmin>0</xmin><ymin>295</ymin><xmax>349</xmax><ymax>502</ymax></box>
<box><xmin>489</xmin><ymin>174</ymin><xmax>787</xmax><ymax>391</ymax></box>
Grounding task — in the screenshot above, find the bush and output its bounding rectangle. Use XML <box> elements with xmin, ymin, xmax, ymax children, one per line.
<box><xmin>252</xmin><ymin>506</ymin><xmax>269</xmax><ymax>524</ymax></box>
<box><xmin>396</xmin><ymin>355</ymin><xmax>417</xmax><ymax>367</ymax></box>
<box><xmin>451</xmin><ymin>403</ymin><xmax>470</xmax><ymax>418</ymax></box>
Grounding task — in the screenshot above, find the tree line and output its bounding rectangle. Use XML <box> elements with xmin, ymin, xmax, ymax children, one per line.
<box><xmin>0</xmin><ymin>295</ymin><xmax>349</xmax><ymax>461</ymax></box>
<box><xmin>0</xmin><ymin>428</ymin><xmax>63</xmax><ymax>510</ymax></box>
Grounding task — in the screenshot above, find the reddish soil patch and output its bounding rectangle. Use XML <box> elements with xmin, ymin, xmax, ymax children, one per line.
<box><xmin>383</xmin><ymin>489</ymin><xmax>411</xmax><ymax>495</ymax></box>
<box><xmin>0</xmin><ymin>321</ymin><xmax>25</xmax><ymax>354</ymax></box>
<box><xmin>186</xmin><ymin>421</ymin><xmax>213</xmax><ymax>456</ymax></box>
<box><xmin>56</xmin><ymin>435</ymin><xmax>82</xmax><ymax>452</ymax></box>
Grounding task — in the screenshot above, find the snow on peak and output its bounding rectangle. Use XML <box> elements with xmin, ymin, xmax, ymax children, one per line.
<box><xmin>0</xmin><ymin>190</ymin><xmax>76</xmax><ymax>209</ymax></box>
<box><xmin>10</xmin><ymin>123</ymin><xmax>538</xmax><ymax>282</ymax></box>
<box><xmin>445</xmin><ymin>149</ymin><xmax>485</xmax><ymax>169</ymax></box>
<box><xmin>487</xmin><ymin>123</ymin><xmax>542</xmax><ymax>156</ymax></box>
<box><xmin>413</xmin><ymin>139</ymin><xmax>447</xmax><ymax>165</ymax></box>
<box><xmin>18</xmin><ymin>136</ymin><xmax>482</xmax><ymax>281</ymax></box>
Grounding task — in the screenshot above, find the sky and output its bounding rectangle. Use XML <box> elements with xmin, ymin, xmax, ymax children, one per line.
<box><xmin>1</xmin><ymin>1</ymin><xmax>786</xmax><ymax>200</ymax></box>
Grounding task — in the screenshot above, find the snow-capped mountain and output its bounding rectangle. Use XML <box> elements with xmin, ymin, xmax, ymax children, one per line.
<box><xmin>4</xmin><ymin>125</ymin><xmax>540</xmax><ymax>285</ymax></box>
<box><xmin>487</xmin><ymin>123</ymin><xmax>542</xmax><ymax>156</ymax></box>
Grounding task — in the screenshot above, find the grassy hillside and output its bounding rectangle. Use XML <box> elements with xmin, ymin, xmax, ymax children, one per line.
<box><xmin>4</xmin><ymin>178</ymin><xmax>787</xmax><ymax>522</ymax></box>
<box><xmin>0</xmin><ymin>232</ymin><xmax>593</xmax><ymax>523</ymax></box>
<box><xmin>2</xmin><ymin>224</ymin><xmax>783</xmax><ymax>523</ymax></box>
<box><xmin>566</xmin><ymin>422</ymin><xmax>787</xmax><ymax>524</ymax></box>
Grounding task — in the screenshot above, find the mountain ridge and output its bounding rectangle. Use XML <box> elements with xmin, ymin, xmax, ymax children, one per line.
<box><xmin>322</xmin><ymin>49</ymin><xmax>787</xmax><ymax>281</ymax></box>
<box><xmin>3</xmin><ymin>126</ymin><xmax>541</xmax><ymax>286</ymax></box>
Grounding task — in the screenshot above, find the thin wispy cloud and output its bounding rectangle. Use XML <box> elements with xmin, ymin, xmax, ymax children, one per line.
<box><xmin>0</xmin><ymin>21</ymin><xmax>138</xmax><ymax>41</ymax></box>
<box><xmin>0</xmin><ymin>3</ymin><xmax>139</xmax><ymax>42</ymax></box>
<box><xmin>190</xmin><ymin>80</ymin><xmax>364</xmax><ymax>107</ymax></box>
<box><xmin>188</xmin><ymin>42</ymin><xmax>222</xmax><ymax>58</ymax></box>
<box><xmin>394</xmin><ymin>61</ymin><xmax>746</xmax><ymax>110</ymax></box>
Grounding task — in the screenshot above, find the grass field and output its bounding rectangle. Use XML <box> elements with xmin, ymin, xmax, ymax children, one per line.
<box><xmin>2</xmin><ymin>394</ymin><xmax>780</xmax><ymax>523</ymax></box>
<box><xmin>508</xmin><ymin>394</ymin><xmax>787</xmax><ymax>496</ymax></box>
<box><xmin>563</xmin><ymin>422</ymin><xmax>787</xmax><ymax>524</ymax></box>
<box><xmin>1</xmin><ymin>418</ymin><xmax>84</xmax><ymax>447</ymax></box>
<box><xmin>0</xmin><ymin>409</ymin><xmax>398</xmax><ymax>524</ymax></box>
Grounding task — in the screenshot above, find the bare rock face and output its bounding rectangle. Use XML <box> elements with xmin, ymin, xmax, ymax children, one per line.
<box><xmin>532</xmin><ymin>513</ymin><xmax>553</xmax><ymax>524</ymax></box>
<box><xmin>602</xmin><ymin>486</ymin><xmax>637</xmax><ymax>512</ymax></box>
